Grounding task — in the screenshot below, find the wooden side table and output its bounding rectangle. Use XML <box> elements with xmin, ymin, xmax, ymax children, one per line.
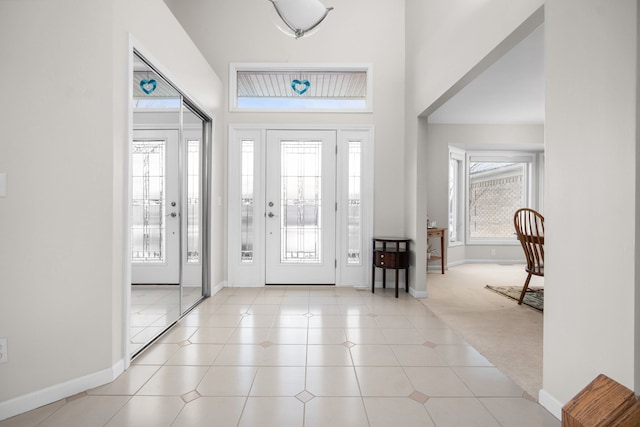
<box><xmin>371</xmin><ymin>237</ymin><xmax>410</xmax><ymax>298</ymax></box>
<box><xmin>427</xmin><ymin>227</ymin><xmax>447</xmax><ymax>274</ymax></box>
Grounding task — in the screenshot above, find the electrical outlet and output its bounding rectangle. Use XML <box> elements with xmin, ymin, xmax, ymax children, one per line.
<box><xmin>0</xmin><ymin>338</ymin><xmax>7</xmax><ymax>363</ymax></box>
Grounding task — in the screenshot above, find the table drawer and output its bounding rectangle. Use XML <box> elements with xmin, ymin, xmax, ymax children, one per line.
<box><xmin>374</xmin><ymin>250</ymin><xmax>408</xmax><ymax>269</ymax></box>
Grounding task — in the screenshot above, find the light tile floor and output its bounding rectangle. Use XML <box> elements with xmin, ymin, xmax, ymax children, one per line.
<box><xmin>130</xmin><ymin>285</ymin><xmax>203</xmax><ymax>355</ymax></box>
<box><xmin>0</xmin><ymin>286</ymin><xmax>559</xmax><ymax>426</ymax></box>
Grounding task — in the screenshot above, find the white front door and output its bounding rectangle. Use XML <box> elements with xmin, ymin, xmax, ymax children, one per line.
<box><xmin>131</xmin><ymin>129</ymin><xmax>180</xmax><ymax>284</ymax></box>
<box><xmin>265</xmin><ymin>130</ymin><xmax>337</xmax><ymax>284</ymax></box>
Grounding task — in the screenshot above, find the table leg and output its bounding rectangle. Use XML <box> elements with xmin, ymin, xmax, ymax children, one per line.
<box><xmin>371</xmin><ymin>262</ymin><xmax>375</xmax><ymax>294</ymax></box>
<box><xmin>406</xmin><ymin>241</ymin><xmax>410</xmax><ymax>293</ymax></box>
<box><xmin>382</xmin><ymin>242</ymin><xmax>387</xmax><ymax>288</ymax></box>
<box><xmin>440</xmin><ymin>234</ymin><xmax>445</xmax><ymax>274</ymax></box>
<box><xmin>395</xmin><ymin>267</ymin><xmax>399</xmax><ymax>298</ymax></box>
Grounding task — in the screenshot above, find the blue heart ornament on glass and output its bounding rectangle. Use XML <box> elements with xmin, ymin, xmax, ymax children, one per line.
<box><xmin>291</xmin><ymin>79</ymin><xmax>310</xmax><ymax>95</ymax></box>
<box><xmin>140</xmin><ymin>79</ymin><xmax>157</xmax><ymax>95</ymax></box>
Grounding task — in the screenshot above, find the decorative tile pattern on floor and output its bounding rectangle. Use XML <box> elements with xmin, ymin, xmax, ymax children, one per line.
<box><xmin>0</xmin><ymin>286</ymin><xmax>559</xmax><ymax>427</ymax></box>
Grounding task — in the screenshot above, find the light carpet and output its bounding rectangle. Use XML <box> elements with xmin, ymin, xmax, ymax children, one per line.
<box><xmin>420</xmin><ymin>263</ymin><xmax>544</xmax><ymax>400</ymax></box>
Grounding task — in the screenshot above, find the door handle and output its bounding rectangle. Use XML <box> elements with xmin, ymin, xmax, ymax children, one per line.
<box><xmin>268</xmin><ymin>212</ymin><xmax>276</xmax><ymax>218</ymax></box>
<box><xmin>166</xmin><ymin>212</ymin><xmax>178</xmax><ymax>218</ymax></box>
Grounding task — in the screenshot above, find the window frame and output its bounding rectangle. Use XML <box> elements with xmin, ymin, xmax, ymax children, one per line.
<box><xmin>229</xmin><ymin>63</ymin><xmax>374</xmax><ymax>113</ymax></box>
<box><xmin>448</xmin><ymin>147</ymin><xmax>542</xmax><ymax>248</ymax></box>
<box><xmin>465</xmin><ymin>151</ymin><xmax>537</xmax><ymax>245</ymax></box>
<box><xmin>448</xmin><ymin>148</ymin><xmax>465</xmax><ymax>247</ymax></box>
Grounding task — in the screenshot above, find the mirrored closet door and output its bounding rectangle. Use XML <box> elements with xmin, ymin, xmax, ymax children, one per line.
<box><xmin>130</xmin><ymin>51</ymin><xmax>210</xmax><ymax>357</ymax></box>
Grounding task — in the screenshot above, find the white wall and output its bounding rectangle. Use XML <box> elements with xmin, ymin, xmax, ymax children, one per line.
<box><xmin>0</xmin><ymin>0</ymin><xmax>115</xmax><ymax>406</ymax></box>
<box><xmin>426</xmin><ymin>124</ymin><xmax>543</xmax><ymax>266</ymax></box>
<box><xmin>0</xmin><ymin>0</ymin><xmax>222</xmax><ymax>419</ymax></box>
<box><xmin>165</xmin><ymin>0</ymin><xmax>407</xmax><ymax>243</ymax></box>
<box><xmin>542</xmin><ymin>0</ymin><xmax>638</xmax><ymax>412</ymax></box>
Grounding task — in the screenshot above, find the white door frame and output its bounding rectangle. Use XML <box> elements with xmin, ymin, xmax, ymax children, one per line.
<box><xmin>227</xmin><ymin>124</ymin><xmax>374</xmax><ymax>287</ymax></box>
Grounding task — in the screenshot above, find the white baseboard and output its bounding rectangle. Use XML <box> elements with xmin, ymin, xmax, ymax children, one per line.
<box><xmin>538</xmin><ymin>388</ymin><xmax>563</xmax><ymax>420</ymax></box>
<box><xmin>0</xmin><ymin>359</ymin><xmax>125</xmax><ymax>421</ymax></box>
<box><xmin>431</xmin><ymin>259</ymin><xmax>526</xmax><ymax>271</ymax></box>
<box><xmin>409</xmin><ymin>287</ymin><xmax>427</xmax><ymax>298</ymax></box>
<box><xmin>225</xmin><ymin>282</ymin><xmax>265</xmax><ymax>288</ymax></box>
<box><xmin>459</xmin><ymin>259</ymin><xmax>525</xmax><ymax>266</ymax></box>
<box><xmin>210</xmin><ymin>280</ymin><xmax>227</xmax><ymax>295</ymax></box>
<box><xmin>443</xmin><ymin>259</ymin><xmax>464</xmax><ymax>268</ymax></box>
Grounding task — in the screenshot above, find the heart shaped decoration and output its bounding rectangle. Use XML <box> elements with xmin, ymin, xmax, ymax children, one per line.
<box><xmin>291</xmin><ymin>79</ymin><xmax>310</xmax><ymax>95</ymax></box>
<box><xmin>140</xmin><ymin>79</ymin><xmax>157</xmax><ymax>95</ymax></box>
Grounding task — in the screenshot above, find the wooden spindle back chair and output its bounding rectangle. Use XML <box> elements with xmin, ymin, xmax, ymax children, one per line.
<box><xmin>513</xmin><ymin>208</ymin><xmax>544</xmax><ymax>305</ymax></box>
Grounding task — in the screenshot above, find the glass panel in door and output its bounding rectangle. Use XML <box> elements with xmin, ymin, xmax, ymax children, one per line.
<box><xmin>131</xmin><ymin>140</ymin><xmax>165</xmax><ymax>263</ymax></box>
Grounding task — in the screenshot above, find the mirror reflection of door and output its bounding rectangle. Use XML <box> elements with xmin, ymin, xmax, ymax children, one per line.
<box><xmin>131</xmin><ymin>129</ymin><xmax>180</xmax><ymax>284</ymax></box>
<box><xmin>265</xmin><ymin>130</ymin><xmax>337</xmax><ymax>284</ymax></box>
<box><xmin>130</xmin><ymin>51</ymin><xmax>207</xmax><ymax>357</ymax></box>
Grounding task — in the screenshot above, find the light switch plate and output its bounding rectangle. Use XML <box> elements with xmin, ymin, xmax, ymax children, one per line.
<box><xmin>0</xmin><ymin>173</ymin><xmax>6</xmax><ymax>197</ymax></box>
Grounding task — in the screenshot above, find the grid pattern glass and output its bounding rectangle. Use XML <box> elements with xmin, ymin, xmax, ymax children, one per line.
<box><xmin>280</xmin><ymin>140</ymin><xmax>322</xmax><ymax>264</ymax></box>
<box><xmin>469</xmin><ymin>162</ymin><xmax>525</xmax><ymax>239</ymax></box>
<box><xmin>187</xmin><ymin>140</ymin><xmax>200</xmax><ymax>263</ymax></box>
<box><xmin>131</xmin><ymin>140</ymin><xmax>165</xmax><ymax>262</ymax></box>
<box><xmin>347</xmin><ymin>140</ymin><xmax>362</xmax><ymax>264</ymax></box>
<box><xmin>241</xmin><ymin>140</ymin><xmax>255</xmax><ymax>263</ymax></box>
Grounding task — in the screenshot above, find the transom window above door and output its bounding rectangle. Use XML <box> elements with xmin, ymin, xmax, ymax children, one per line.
<box><xmin>229</xmin><ymin>63</ymin><xmax>373</xmax><ymax>112</ymax></box>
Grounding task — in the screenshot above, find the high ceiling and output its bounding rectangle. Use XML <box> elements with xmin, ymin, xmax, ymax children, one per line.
<box><xmin>429</xmin><ymin>25</ymin><xmax>544</xmax><ymax>124</ymax></box>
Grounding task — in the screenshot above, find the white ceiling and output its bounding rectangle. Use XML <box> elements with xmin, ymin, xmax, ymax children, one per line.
<box><xmin>428</xmin><ymin>25</ymin><xmax>544</xmax><ymax>124</ymax></box>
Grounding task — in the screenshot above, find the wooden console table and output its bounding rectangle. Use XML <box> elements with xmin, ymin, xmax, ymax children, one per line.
<box><xmin>427</xmin><ymin>227</ymin><xmax>447</xmax><ymax>274</ymax></box>
<box><xmin>371</xmin><ymin>237</ymin><xmax>410</xmax><ymax>298</ymax></box>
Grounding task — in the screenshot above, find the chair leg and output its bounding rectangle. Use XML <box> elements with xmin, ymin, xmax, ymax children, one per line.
<box><xmin>518</xmin><ymin>273</ymin><xmax>533</xmax><ymax>305</ymax></box>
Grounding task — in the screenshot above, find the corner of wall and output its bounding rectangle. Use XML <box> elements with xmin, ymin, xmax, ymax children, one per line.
<box><xmin>538</xmin><ymin>389</ymin><xmax>563</xmax><ymax>420</ymax></box>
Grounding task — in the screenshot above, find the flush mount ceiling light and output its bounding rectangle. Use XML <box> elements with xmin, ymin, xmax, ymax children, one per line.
<box><xmin>269</xmin><ymin>0</ymin><xmax>333</xmax><ymax>39</ymax></box>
